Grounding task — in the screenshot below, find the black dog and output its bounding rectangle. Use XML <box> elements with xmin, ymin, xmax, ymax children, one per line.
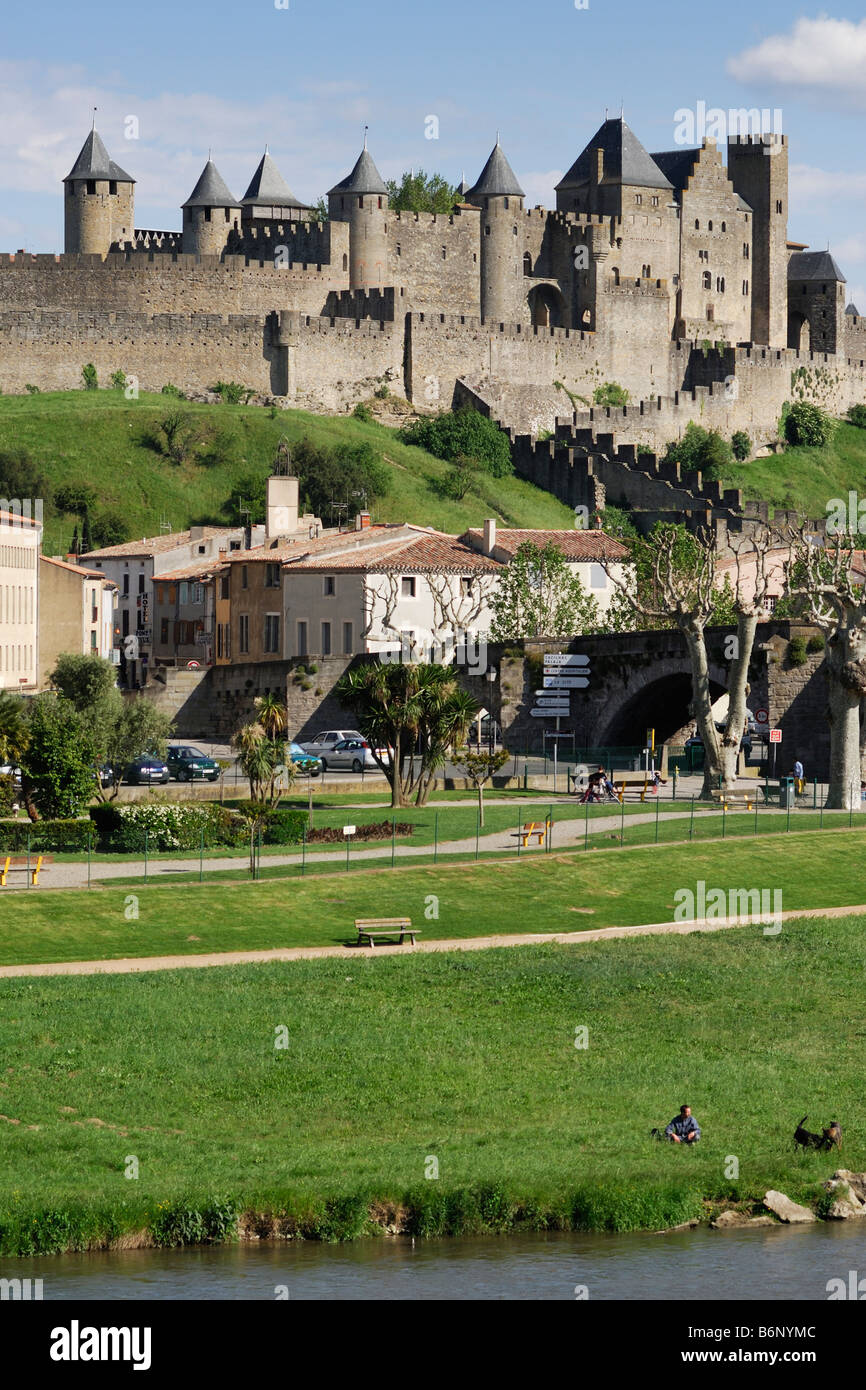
<box><xmin>794</xmin><ymin>1115</ymin><xmax>841</xmax><ymax>1152</ymax></box>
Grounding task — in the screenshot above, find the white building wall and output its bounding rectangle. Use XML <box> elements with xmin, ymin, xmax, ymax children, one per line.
<box><xmin>0</xmin><ymin>514</ymin><xmax>41</xmax><ymax>691</ymax></box>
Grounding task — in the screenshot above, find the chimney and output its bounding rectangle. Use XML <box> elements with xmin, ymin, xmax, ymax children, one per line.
<box><xmin>355</xmin><ymin>511</ymin><xmax>371</xmax><ymax>531</ymax></box>
<box><xmin>483</xmin><ymin>518</ymin><xmax>497</xmax><ymax>555</ymax></box>
<box><xmin>189</xmin><ymin>525</ymin><xmax>205</xmax><ymax>540</ymax></box>
<box><xmin>267</xmin><ymin>474</ymin><xmax>299</xmax><ymax>539</ymax></box>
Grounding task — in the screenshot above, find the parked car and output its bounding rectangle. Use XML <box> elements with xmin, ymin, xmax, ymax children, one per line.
<box><xmin>93</xmin><ymin>762</ymin><xmax>116</xmax><ymax>788</ymax></box>
<box><xmin>299</xmin><ymin>730</ymin><xmax>365</xmax><ymax>759</ymax></box>
<box><xmin>123</xmin><ymin>755</ymin><xmax>170</xmax><ymax>785</ymax></box>
<box><xmin>319</xmin><ymin>737</ymin><xmax>380</xmax><ymax>772</ymax></box>
<box><xmin>288</xmin><ymin>741</ymin><xmax>322</xmax><ymax>777</ymax></box>
<box><xmin>167</xmin><ymin>745</ymin><xmax>219</xmax><ymax>782</ymax></box>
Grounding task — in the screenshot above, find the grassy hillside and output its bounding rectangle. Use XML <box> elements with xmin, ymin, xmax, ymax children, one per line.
<box><xmin>0</xmin><ymin>390</ymin><xmax>574</xmax><ymax>554</ymax></box>
<box><xmin>713</xmin><ymin>420</ymin><xmax>866</xmax><ymax>517</ymax></box>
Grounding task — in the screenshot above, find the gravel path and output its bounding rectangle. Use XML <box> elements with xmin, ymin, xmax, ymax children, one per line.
<box><xmin>1</xmin><ymin>903</ymin><xmax>863</xmax><ymax>979</ymax></box>
<box><xmin>38</xmin><ymin>806</ymin><xmax>726</xmax><ymax>890</ymax></box>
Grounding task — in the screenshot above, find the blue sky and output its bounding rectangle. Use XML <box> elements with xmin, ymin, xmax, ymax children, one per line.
<box><xmin>3</xmin><ymin>0</ymin><xmax>866</xmax><ymax>303</ymax></box>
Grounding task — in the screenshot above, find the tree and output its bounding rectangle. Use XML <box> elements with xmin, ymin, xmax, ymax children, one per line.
<box><xmin>255</xmin><ymin>694</ymin><xmax>287</xmax><ymax>742</ymax></box>
<box><xmin>97</xmin><ymin>699</ymin><xmax>174</xmax><ymax>800</ymax></box>
<box><xmin>49</xmin><ymin>653</ymin><xmax>117</xmax><ymax>709</ymax></box>
<box><xmin>313</xmin><ymin>196</ymin><xmax>329</xmax><ymax>223</ymax></box>
<box><xmin>232</xmin><ymin>721</ymin><xmax>294</xmax><ymax>806</ymax></box>
<box><xmin>335</xmin><ymin>661</ymin><xmax>477</xmax><ymax>807</ymax></box>
<box><xmin>599</xmin><ymin>524</ymin><xmax>780</xmax><ymax>796</ymax></box>
<box><xmin>49</xmin><ymin>656</ymin><xmax>172</xmax><ymax>800</ymax></box>
<box><xmin>0</xmin><ymin>448</ymin><xmax>53</xmax><ymax>509</ymax></box>
<box><xmin>785</xmin><ymin>529</ymin><xmax>866</xmax><ymax>810</ymax></box>
<box><xmin>55</xmin><ymin>483</ymin><xmax>97</xmax><ymax>517</ymax></box>
<box><xmin>0</xmin><ymin>692</ymin><xmax>30</xmax><ymax>767</ymax></box>
<box><xmin>19</xmin><ymin>695</ymin><xmax>95</xmax><ymax>819</ymax></box>
<box><xmin>384</xmin><ymin>170</ymin><xmax>459</xmax><ymax>214</ymax></box>
<box><xmin>399</xmin><ymin>408</ymin><xmax>512</xmax><ymax>478</ymax></box>
<box><xmin>441</xmin><ymin>453</ymin><xmax>481</xmax><ymax>501</ymax></box>
<box><xmin>663</xmin><ymin>422</ymin><xmax>733</xmax><ymax>481</ymax></box>
<box><xmin>731</xmin><ymin>431</ymin><xmax>751</xmax><ymax>461</ymax></box>
<box><xmin>593</xmin><ymin>382</ymin><xmax>630</xmax><ymax>408</ymax></box>
<box><xmin>489</xmin><ymin>541</ymin><xmax>600</xmax><ymax>641</ymax></box>
<box><xmin>454</xmin><ymin>748</ymin><xmax>510</xmax><ymax>826</ymax></box>
<box><xmin>784</xmin><ymin>401</ymin><xmax>835</xmax><ymax>448</ymax></box>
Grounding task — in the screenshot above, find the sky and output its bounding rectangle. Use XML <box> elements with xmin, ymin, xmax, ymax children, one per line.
<box><xmin>2</xmin><ymin>0</ymin><xmax>866</xmax><ymax>305</ymax></box>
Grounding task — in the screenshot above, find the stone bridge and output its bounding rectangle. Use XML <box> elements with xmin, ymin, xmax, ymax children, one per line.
<box><xmin>496</xmin><ymin>624</ymin><xmax>828</xmax><ymax>774</ymax></box>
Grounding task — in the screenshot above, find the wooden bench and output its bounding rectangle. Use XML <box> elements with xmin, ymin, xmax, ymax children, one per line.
<box><xmin>0</xmin><ymin>854</ymin><xmax>51</xmax><ymax>887</ymax></box>
<box><xmin>355</xmin><ymin>917</ymin><xmax>419</xmax><ymax>948</ymax></box>
<box><xmin>615</xmin><ymin>777</ymin><xmax>659</xmax><ymax>803</ymax></box>
<box><xmin>709</xmin><ymin>789</ymin><xmax>755</xmax><ymax>812</ymax></box>
<box><xmin>517</xmin><ymin>820</ymin><xmax>548</xmax><ymax>847</ymax></box>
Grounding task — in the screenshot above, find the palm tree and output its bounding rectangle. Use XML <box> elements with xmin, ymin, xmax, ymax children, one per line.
<box><xmin>0</xmin><ymin>693</ymin><xmax>32</xmax><ymax>819</ymax></box>
<box><xmin>255</xmin><ymin>694</ymin><xmax>287</xmax><ymax>742</ymax></box>
<box><xmin>232</xmin><ymin>721</ymin><xmax>295</xmax><ymax>806</ymax></box>
<box><xmin>336</xmin><ymin>661</ymin><xmax>478</xmax><ymax>806</ymax></box>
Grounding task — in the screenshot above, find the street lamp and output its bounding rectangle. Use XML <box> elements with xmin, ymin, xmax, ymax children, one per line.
<box><xmin>486</xmin><ymin>668</ymin><xmax>497</xmax><ymax>752</ymax></box>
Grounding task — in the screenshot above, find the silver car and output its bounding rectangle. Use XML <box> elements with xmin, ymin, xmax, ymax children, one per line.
<box><xmin>318</xmin><ymin>737</ymin><xmax>380</xmax><ymax>772</ymax></box>
<box><xmin>299</xmin><ymin>729</ymin><xmax>364</xmax><ymax>759</ymax></box>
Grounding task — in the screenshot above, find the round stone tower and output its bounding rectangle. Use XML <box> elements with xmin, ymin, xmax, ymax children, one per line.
<box><xmin>328</xmin><ymin>139</ymin><xmax>389</xmax><ymax>289</ymax></box>
<box><xmin>465</xmin><ymin>140</ymin><xmax>525</xmax><ymax>324</ymax></box>
<box><xmin>63</xmin><ymin>127</ymin><xmax>135</xmax><ymax>255</ymax></box>
<box><xmin>182</xmin><ymin>159</ymin><xmax>241</xmax><ymax>258</ymax></box>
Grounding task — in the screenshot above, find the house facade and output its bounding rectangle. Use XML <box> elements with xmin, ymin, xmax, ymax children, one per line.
<box><xmin>0</xmin><ymin>507</ymin><xmax>42</xmax><ymax>692</ymax></box>
<box><xmin>38</xmin><ymin>556</ymin><xmax>118</xmax><ymax>687</ymax></box>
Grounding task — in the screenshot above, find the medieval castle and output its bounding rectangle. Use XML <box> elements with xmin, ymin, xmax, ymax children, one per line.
<box><xmin>2</xmin><ymin>115</ymin><xmax>866</xmax><ymax>463</ymax></box>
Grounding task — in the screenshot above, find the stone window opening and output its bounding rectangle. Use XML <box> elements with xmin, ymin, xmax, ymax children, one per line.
<box><xmin>743</xmin><ymin>280</ymin><xmax>749</xmax><ymax>295</ymax></box>
<box><xmin>651</xmin><ymin>196</ymin><xmax>659</xmax><ymax>206</ymax></box>
<box><xmin>706</xmin><ymin>304</ymin><xmax>715</xmax><ymax>321</ymax></box>
<box><xmin>708</xmin><ymin>220</ymin><xmax>713</xmax><ymax>231</ymax></box>
<box><xmin>634</xmin><ymin>194</ymin><xmax>642</xmax><ymax>205</ymax></box>
<box><xmin>401</xmin><ymin>576</ymin><xmax>416</xmax><ymax>598</ymax></box>
<box><xmin>358</xmin><ymin>197</ymin><xmax>364</xmax><ymax>208</ymax></box>
<box><xmin>721</xmin><ymin>221</ymin><xmax>726</xmax><ymax>232</ymax></box>
<box><xmin>442</xmin><ymin>245</ymin><xmax>447</xmax><ymax>259</ymax></box>
<box><xmin>702</xmin><ymin>270</ymin><xmax>711</xmax><ymax>289</ymax></box>
<box><xmin>204</xmin><ymin>207</ymin><xmax>212</xmax><ymax>222</ymax></box>
<box><xmin>744</xmin><ymin>243</ymin><xmax>749</xmax><ymax>259</ymax></box>
<box><xmin>504</xmin><ymin>198</ymin><xmax>509</xmax><ymax>209</ymax></box>
<box><xmin>485</xmin><ymin>226</ymin><xmax>490</xmax><ymax>236</ymax></box>
<box><xmin>396</xmin><ymin>243</ymin><xmax>401</xmax><ymax>257</ymax></box>
<box><xmin>776</xmin><ymin>200</ymin><xmax>783</xmax><ymax>214</ymax></box>
<box><xmin>224</xmin><ymin>208</ymin><xmax>230</xmax><ymax>222</ymax></box>
<box><xmin>523</xmin><ymin>251</ymin><xmax>532</xmax><ymax>276</ymax></box>
<box><xmin>695</xmin><ymin>219</ymin><xmax>700</xmax><ymax>229</ymax></box>
<box><xmin>342</xmin><ymin>253</ymin><xmax>348</xmax><ymax>271</ymax></box>
<box><xmin>109</xmin><ymin>181</ymin><xmax>117</xmax><ymax>196</ymax></box>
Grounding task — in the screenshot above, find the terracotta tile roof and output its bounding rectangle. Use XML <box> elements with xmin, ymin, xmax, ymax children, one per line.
<box><xmin>156</xmin><ymin>561</ymin><xmax>229</xmax><ymax>582</ymax></box>
<box><xmin>282</xmin><ymin>530</ymin><xmax>502</xmax><ymax>574</ymax></box>
<box><xmin>227</xmin><ymin>523</ymin><xmax>414</xmax><ymax>564</ymax></box>
<box><xmin>462</xmin><ymin>527</ymin><xmax>630</xmax><ymax>560</ymax></box>
<box><xmin>81</xmin><ymin>528</ymin><xmax>237</xmax><ymax>559</ymax></box>
<box><xmin>41</xmin><ymin>555</ymin><xmax>117</xmax><ymax>583</ymax></box>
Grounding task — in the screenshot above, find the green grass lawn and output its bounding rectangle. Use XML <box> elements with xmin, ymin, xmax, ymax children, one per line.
<box><xmin>0</xmin><ymin>390</ymin><xmax>574</xmax><ymax>553</ymax></box>
<box><xmin>716</xmin><ymin>420</ymin><xmax>866</xmax><ymax>517</ymax></box>
<box><xmin>2</xmin><ymin>827</ymin><xmax>865</xmax><ymax>965</ymax></box>
<box><xmin>0</xmin><ymin>914</ymin><xmax>862</xmax><ymax>1253</ymax></box>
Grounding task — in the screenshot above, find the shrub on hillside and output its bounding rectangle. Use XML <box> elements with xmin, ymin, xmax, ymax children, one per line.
<box><xmin>81</xmin><ymin>363</ymin><xmax>98</xmax><ymax>390</ymax></box>
<box><xmin>731</xmin><ymin>430</ymin><xmax>751</xmax><ymax>461</ymax></box>
<box><xmin>211</xmin><ymin>381</ymin><xmax>254</xmax><ymax>405</ymax></box>
<box><xmin>663</xmin><ymin>422</ymin><xmax>732</xmax><ymax>481</ymax></box>
<box><xmin>788</xmin><ymin>635</ymin><xmax>808</xmax><ymax>667</ymax></box>
<box><xmin>784</xmin><ymin>401</ymin><xmax>836</xmax><ymax>448</ymax></box>
<box><xmin>399</xmin><ymin>407</ymin><xmax>513</xmax><ymax>477</ymax></box>
<box><xmin>847</xmin><ymin>404</ymin><xmax>866</xmax><ymax>429</ymax></box>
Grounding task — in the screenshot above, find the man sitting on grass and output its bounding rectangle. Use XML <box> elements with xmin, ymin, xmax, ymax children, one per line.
<box><xmin>665</xmin><ymin>1104</ymin><xmax>701</xmax><ymax>1144</ymax></box>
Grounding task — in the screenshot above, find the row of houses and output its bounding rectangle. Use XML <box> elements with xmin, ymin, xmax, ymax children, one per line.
<box><xmin>75</xmin><ymin>475</ymin><xmax>631</xmax><ymax>684</ymax></box>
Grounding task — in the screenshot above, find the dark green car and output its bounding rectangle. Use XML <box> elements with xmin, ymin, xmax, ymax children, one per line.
<box><xmin>167</xmin><ymin>745</ymin><xmax>220</xmax><ymax>782</ymax></box>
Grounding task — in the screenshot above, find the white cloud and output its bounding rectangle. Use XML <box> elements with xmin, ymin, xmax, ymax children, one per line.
<box><xmin>727</xmin><ymin>16</ymin><xmax>866</xmax><ymax>97</ymax></box>
<box><xmin>0</xmin><ymin>61</ymin><xmax>377</xmax><ymax>220</ymax></box>
<box><xmin>834</xmin><ymin>236</ymin><xmax>866</xmax><ymax>266</ymax></box>
<box><xmin>790</xmin><ymin>163</ymin><xmax>866</xmax><ymax>202</ymax></box>
<box><xmin>520</xmin><ymin>169</ymin><xmax>563</xmax><ymax>209</ymax></box>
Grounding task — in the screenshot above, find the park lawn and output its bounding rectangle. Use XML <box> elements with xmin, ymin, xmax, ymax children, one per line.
<box><xmin>0</xmin><ymin>390</ymin><xmax>574</xmax><ymax>554</ymax></box>
<box><xmin>1</xmin><ymin>828</ymin><xmax>866</xmax><ymax>965</ymax></box>
<box><xmin>0</xmin><ymin>915</ymin><xmax>863</xmax><ymax>1253</ymax></box>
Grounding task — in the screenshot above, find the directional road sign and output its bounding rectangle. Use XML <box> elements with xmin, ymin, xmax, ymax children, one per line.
<box><xmin>543</xmin><ymin>675</ymin><xmax>590</xmax><ymax>689</ymax></box>
<box><xmin>543</xmin><ymin>654</ymin><xmax>590</xmax><ymax>667</ymax></box>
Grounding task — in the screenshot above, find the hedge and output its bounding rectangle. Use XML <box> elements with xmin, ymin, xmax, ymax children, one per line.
<box><xmin>89</xmin><ymin>802</ymin><xmax>245</xmax><ymax>852</ymax></box>
<box><xmin>0</xmin><ymin>819</ymin><xmax>95</xmax><ymax>852</ymax></box>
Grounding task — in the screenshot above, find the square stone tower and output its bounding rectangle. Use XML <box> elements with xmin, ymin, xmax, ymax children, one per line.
<box><xmin>726</xmin><ymin>134</ymin><xmax>788</xmax><ymax>347</ymax></box>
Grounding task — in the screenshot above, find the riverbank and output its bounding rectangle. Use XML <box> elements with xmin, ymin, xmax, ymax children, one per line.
<box><xmin>1</xmin><ymin>921</ymin><xmax>863</xmax><ymax>1258</ymax></box>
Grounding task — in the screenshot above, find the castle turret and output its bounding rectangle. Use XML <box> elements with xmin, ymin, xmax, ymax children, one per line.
<box><xmin>63</xmin><ymin>128</ymin><xmax>135</xmax><ymax>255</ymax></box>
<box><xmin>241</xmin><ymin>149</ymin><xmax>313</xmax><ymax>227</ymax></box>
<box><xmin>182</xmin><ymin>159</ymin><xmax>241</xmax><ymax>258</ymax></box>
<box><xmin>328</xmin><ymin>140</ymin><xmax>389</xmax><ymax>289</ymax></box>
<box><xmin>727</xmin><ymin>134</ymin><xmax>788</xmax><ymax>347</ymax></box>
<box><xmin>465</xmin><ymin>140</ymin><xmax>525</xmax><ymax>324</ymax></box>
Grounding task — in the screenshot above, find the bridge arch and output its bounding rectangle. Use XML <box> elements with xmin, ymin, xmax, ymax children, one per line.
<box><xmin>595</xmin><ymin>666</ymin><xmax>728</xmax><ymax>748</ymax></box>
<box><xmin>528</xmin><ymin>283</ymin><xmax>565</xmax><ymax>328</ymax></box>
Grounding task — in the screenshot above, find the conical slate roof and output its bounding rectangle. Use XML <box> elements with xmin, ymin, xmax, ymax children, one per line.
<box><xmin>787</xmin><ymin>250</ymin><xmax>846</xmax><ymax>283</ymax></box>
<box><xmin>328</xmin><ymin>147</ymin><xmax>388</xmax><ymax>197</ymax></box>
<box><xmin>556</xmin><ymin>118</ymin><xmax>673</xmax><ymax>192</ymax></box>
<box><xmin>64</xmin><ymin>129</ymin><xmax>134</xmax><ymax>184</ymax></box>
<box><xmin>846</xmin><ymin>302</ymin><xmax>861</xmax><ymax>316</ymax></box>
<box><xmin>465</xmin><ymin>142</ymin><xmax>525</xmax><ymax>201</ymax></box>
<box><xmin>182</xmin><ymin>159</ymin><xmax>239</xmax><ymax>209</ymax></box>
<box><xmin>242</xmin><ymin>151</ymin><xmax>310</xmax><ymax>209</ymax></box>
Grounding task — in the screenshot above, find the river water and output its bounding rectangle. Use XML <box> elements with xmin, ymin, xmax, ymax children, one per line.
<box><xmin>11</xmin><ymin>1222</ymin><xmax>866</xmax><ymax>1300</ymax></box>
